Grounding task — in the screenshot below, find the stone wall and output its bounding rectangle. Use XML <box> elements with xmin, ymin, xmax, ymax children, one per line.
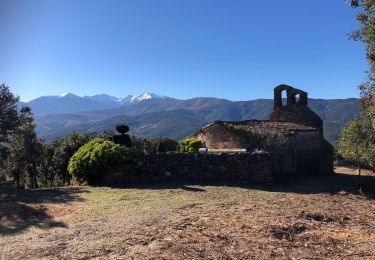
<box><xmin>269</xmin><ymin>106</ymin><xmax>323</xmax><ymax>131</ymax></box>
<box><xmin>293</xmin><ymin>132</ymin><xmax>334</xmax><ymax>175</ymax></box>
<box><xmin>194</xmin><ymin>121</ymin><xmax>333</xmax><ymax>176</ymax></box>
<box><xmin>102</xmin><ymin>152</ymin><xmax>273</xmax><ymax>185</ymax></box>
<box><xmin>265</xmin><ymin>131</ymin><xmax>333</xmax><ymax>176</ymax></box>
<box><xmin>195</xmin><ymin>123</ymin><xmax>246</xmax><ymax>149</ymax></box>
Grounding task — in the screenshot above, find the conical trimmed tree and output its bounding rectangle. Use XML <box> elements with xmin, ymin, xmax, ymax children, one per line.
<box><xmin>113</xmin><ymin>124</ymin><xmax>132</xmax><ymax>147</ymax></box>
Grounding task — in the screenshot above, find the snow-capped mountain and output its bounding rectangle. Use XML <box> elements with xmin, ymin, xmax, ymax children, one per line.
<box><xmin>22</xmin><ymin>92</ymin><xmax>168</xmax><ymax>116</ymax></box>
<box><xmin>130</xmin><ymin>92</ymin><xmax>166</xmax><ymax>102</ymax></box>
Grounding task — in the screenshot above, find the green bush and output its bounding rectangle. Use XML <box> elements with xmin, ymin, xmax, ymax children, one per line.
<box><xmin>178</xmin><ymin>138</ymin><xmax>202</xmax><ymax>153</ymax></box>
<box><xmin>155</xmin><ymin>138</ymin><xmax>179</xmax><ymax>153</ymax></box>
<box><xmin>68</xmin><ymin>138</ymin><xmax>141</xmax><ymax>185</ymax></box>
<box><xmin>132</xmin><ymin>137</ymin><xmax>178</xmax><ymax>154</ymax></box>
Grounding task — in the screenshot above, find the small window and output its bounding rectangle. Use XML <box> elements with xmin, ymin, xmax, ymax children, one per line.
<box><xmin>295</xmin><ymin>94</ymin><xmax>301</xmax><ymax>104</ymax></box>
<box><xmin>281</xmin><ymin>90</ymin><xmax>287</xmax><ymax>106</ymax></box>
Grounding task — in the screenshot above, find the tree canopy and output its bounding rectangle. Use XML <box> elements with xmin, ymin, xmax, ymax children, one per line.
<box><xmin>336</xmin><ymin>1</ymin><xmax>375</xmax><ymax>174</ymax></box>
<box><xmin>0</xmin><ymin>84</ymin><xmax>22</xmax><ymax>149</ymax></box>
<box><xmin>348</xmin><ymin>0</ymin><xmax>375</xmax><ymax>107</ymax></box>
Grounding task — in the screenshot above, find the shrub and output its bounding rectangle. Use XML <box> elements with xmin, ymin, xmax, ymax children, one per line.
<box><xmin>99</xmin><ymin>129</ymin><xmax>115</xmax><ymax>141</ymax></box>
<box><xmin>178</xmin><ymin>138</ymin><xmax>202</xmax><ymax>153</ymax></box>
<box><xmin>68</xmin><ymin>138</ymin><xmax>141</xmax><ymax>185</ymax></box>
<box><xmin>113</xmin><ymin>123</ymin><xmax>132</xmax><ymax>146</ymax></box>
<box><xmin>132</xmin><ymin>137</ymin><xmax>179</xmax><ymax>154</ymax></box>
<box><xmin>154</xmin><ymin>138</ymin><xmax>179</xmax><ymax>153</ymax></box>
<box><xmin>113</xmin><ymin>134</ymin><xmax>132</xmax><ymax>146</ymax></box>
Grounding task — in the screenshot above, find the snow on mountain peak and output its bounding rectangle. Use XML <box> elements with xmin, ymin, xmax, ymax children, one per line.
<box><xmin>34</xmin><ymin>92</ymin><xmax>166</xmax><ymax>105</ymax></box>
<box><xmin>57</xmin><ymin>93</ymin><xmax>81</xmax><ymax>99</ymax></box>
<box><xmin>130</xmin><ymin>92</ymin><xmax>166</xmax><ymax>102</ymax></box>
<box><xmin>58</xmin><ymin>93</ymin><xmax>69</xmax><ymax>98</ymax></box>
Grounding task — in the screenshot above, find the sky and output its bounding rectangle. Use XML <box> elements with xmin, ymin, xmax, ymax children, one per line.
<box><xmin>0</xmin><ymin>0</ymin><xmax>369</xmax><ymax>102</ymax></box>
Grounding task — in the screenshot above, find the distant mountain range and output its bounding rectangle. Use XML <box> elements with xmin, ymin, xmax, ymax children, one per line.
<box><xmin>19</xmin><ymin>92</ymin><xmax>167</xmax><ymax>116</ymax></box>
<box><xmin>23</xmin><ymin>92</ymin><xmax>361</xmax><ymax>144</ymax></box>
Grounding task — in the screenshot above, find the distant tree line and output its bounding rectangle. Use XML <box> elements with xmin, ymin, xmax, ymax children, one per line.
<box><xmin>0</xmin><ymin>84</ymin><xmax>180</xmax><ymax>188</ymax></box>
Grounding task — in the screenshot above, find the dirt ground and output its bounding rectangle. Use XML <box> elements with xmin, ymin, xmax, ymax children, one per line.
<box><xmin>1</xmin><ymin>166</ymin><xmax>375</xmax><ymax>259</ymax></box>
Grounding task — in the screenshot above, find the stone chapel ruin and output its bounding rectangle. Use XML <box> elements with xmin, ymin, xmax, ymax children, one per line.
<box><xmin>195</xmin><ymin>84</ymin><xmax>333</xmax><ymax>176</ymax></box>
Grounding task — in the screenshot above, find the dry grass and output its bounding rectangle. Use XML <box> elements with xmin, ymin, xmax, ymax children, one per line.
<box><xmin>1</xmin><ymin>166</ymin><xmax>375</xmax><ymax>259</ymax></box>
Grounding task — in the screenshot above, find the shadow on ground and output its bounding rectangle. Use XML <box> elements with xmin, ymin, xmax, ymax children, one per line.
<box><xmin>0</xmin><ymin>188</ymin><xmax>89</xmax><ymax>235</ymax></box>
<box><xmin>268</xmin><ymin>169</ymin><xmax>375</xmax><ymax>199</ymax></box>
<box><xmin>107</xmin><ymin>168</ymin><xmax>375</xmax><ymax>200</ymax></box>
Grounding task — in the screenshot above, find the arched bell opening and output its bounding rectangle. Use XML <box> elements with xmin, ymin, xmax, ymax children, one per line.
<box><xmin>295</xmin><ymin>93</ymin><xmax>301</xmax><ymax>104</ymax></box>
<box><xmin>281</xmin><ymin>90</ymin><xmax>287</xmax><ymax>107</ymax></box>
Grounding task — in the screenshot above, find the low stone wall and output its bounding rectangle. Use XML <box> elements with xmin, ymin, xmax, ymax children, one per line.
<box><xmin>102</xmin><ymin>152</ymin><xmax>273</xmax><ymax>185</ymax></box>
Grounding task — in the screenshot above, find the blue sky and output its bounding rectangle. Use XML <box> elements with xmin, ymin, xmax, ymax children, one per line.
<box><xmin>0</xmin><ymin>0</ymin><xmax>368</xmax><ymax>102</ymax></box>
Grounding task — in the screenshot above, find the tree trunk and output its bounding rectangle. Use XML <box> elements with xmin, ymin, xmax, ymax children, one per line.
<box><xmin>358</xmin><ymin>161</ymin><xmax>361</xmax><ymax>177</ymax></box>
<box><xmin>33</xmin><ymin>174</ymin><xmax>38</xmax><ymax>189</ymax></box>
<box><xmin>44</xmin><ymin>170</ymin><xmax>48</xmax><ymax>187</ymax></box>
<box><xmin>356</xmin><ymin>148</ymin><xmax>361</xmax><ymax>187</ymax></box>
<box><xmin>32</xmin><ymin>161</ymin><xmax>38</xmax><ymax>189</ymax></box>
<box><xmin>15</xmin><ymin>171</ymin><xmax>20</xmax><ymax>189</ymax></box>
<box><xmin>50</xmin><ymin>174</ymin><xmax>55</xmax><ymax>187</ymax></box>
<box><xmin>28</xmin><ymin>171</ymin><xmax>34</xmax><ymax>189</ymax></box>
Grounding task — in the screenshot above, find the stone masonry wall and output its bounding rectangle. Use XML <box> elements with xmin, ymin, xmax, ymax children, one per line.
<box><xmin>102</xmin><ymin>152</ymin><xmax>273</xmax><ymax>185</ymax></box>
<box><xmin>294</xmin><ymin>132</ymin><xmax>334</xmax><ymax>175</ymax></box>
<box><xmin>195</xmin><ymin>123</ymin><xmax>245</xmax><ymax>149</ymax></box>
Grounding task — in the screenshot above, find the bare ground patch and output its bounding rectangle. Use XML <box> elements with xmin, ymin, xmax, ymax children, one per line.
<box><xmin>1</xmin><ymin>167</ymin><xmax>375</xmax><ymax>259</ymax></box>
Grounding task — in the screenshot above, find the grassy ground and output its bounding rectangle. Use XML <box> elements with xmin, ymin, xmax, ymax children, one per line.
<box><xmin>1</xmin><ymin>166</ymin><xmax>375</xmax><ymax>259</ymax></box>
